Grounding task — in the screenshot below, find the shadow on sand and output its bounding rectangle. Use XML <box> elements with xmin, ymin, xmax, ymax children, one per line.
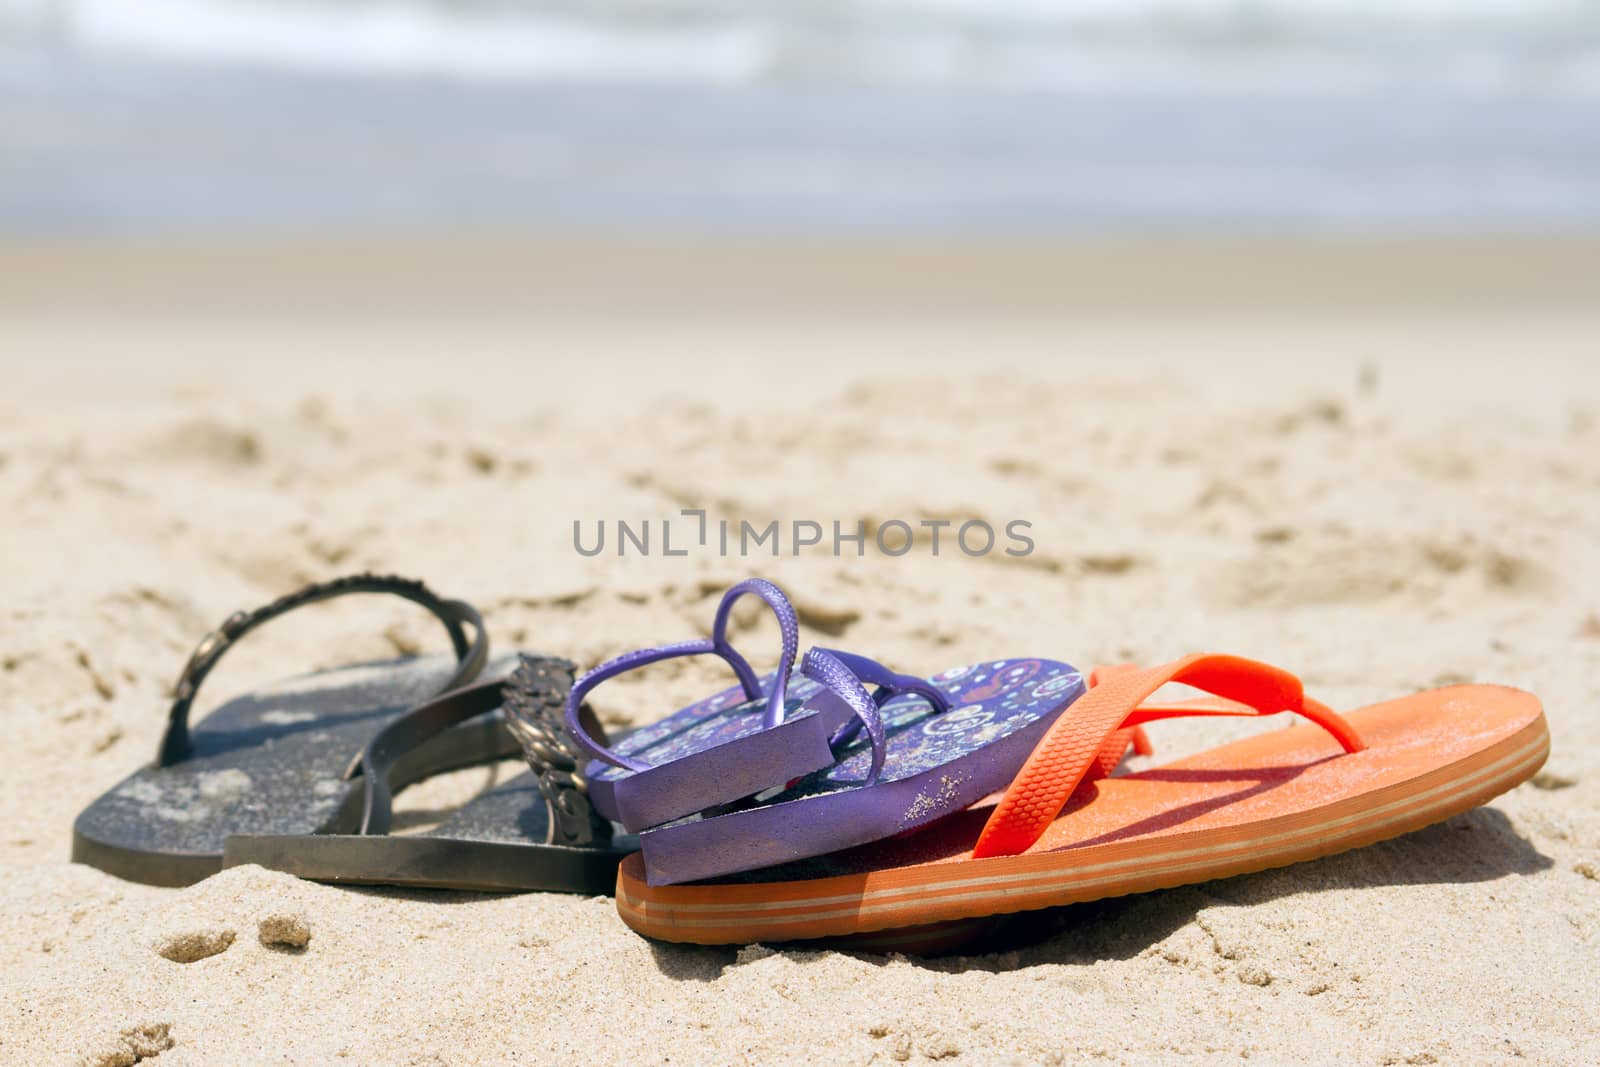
<box><xmin>645</xmin><ymin>805</ymin><xmax>1551</xmax><ymax>978</ymax></box>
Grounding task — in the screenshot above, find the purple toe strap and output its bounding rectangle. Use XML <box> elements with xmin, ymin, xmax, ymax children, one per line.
<box><xmin>800</xmin><ymin>648</ymin><xmax>886</xmax><ymax>787</ymax></box>
<box><xmin>712</xmin><ymin>579</ymin><xmax>801</xmax><ymax>727</ymax></box>
<box><xmin>811</xmin><ymin>647</ymin><xmax>951</xmax><ymax>749</ymax></box>
<box><xmin>564</xmin><ymin>578</ymin><xmax>801</xmax><ymax>771</ymax></box>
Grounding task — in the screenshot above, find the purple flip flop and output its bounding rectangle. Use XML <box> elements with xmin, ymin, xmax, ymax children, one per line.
<box><xmin>567</xmin><ymin>579</ymin><xmax>952</xmax><ymax>833</ymax></box>
<box><xmin>635</xmin><ymin>648</ymin><xmax>1088</xmax><ymax>885</ymax></box>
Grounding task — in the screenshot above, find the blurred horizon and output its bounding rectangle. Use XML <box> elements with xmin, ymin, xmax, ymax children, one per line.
<box><xmin>9</xmin><ymin>0</ymin><xmax>1600</xmax><ymax>92</ymax></box>
<box><xmin>4</xmin><ymin>0</ymin><xmax>1600</xmax><ymax>233</ymax></box>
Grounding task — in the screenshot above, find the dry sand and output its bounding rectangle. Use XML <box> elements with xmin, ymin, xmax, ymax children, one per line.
<box><xmin>1</xmin><ymin>237</ymin><xmax>1598</xmax><ymax>1065</ymax></box>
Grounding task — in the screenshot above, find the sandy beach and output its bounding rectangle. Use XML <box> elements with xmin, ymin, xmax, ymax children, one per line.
<box><xmin>1</xmin><ymin>236</ymin><xmax>1598</xmax><ymax>1065</ymax></box>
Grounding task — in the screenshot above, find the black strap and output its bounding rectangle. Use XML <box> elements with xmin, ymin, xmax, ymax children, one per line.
<box><xmin>157</xmin><ymin>573</ymin><xmax>489</xmax><ymax>767</ymax></box>
<box><xmin>356</xmin><ymin>655</ymin><xmax>608</xmax><ymax>847</ymax></box>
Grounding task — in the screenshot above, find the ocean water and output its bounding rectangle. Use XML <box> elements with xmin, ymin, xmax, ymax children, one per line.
<box><xmin>3</xmin><ymin>0</ymin><xmax>1599</xmax><ymax>230</ymax></box>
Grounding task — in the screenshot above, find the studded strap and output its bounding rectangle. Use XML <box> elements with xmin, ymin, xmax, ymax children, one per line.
<box><xmin>503</xmin><ymin>655</ymin><xmax>612</xmax><ymax>846</ymax></box>
<box><xmin>157</xmin><ymin>573</ymin><xmax>488</xmax><ymax>767</ymax></box>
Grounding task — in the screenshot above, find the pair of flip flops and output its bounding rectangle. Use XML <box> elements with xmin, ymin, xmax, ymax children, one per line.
<box><xmin>74</xmin><ymin>575</ymin><xmax>1549</xmax><ymax>957</ymax></box>
<box><xmin>73</xmin><ymin>574</ymin><xmax>629</xmax><ymax>894</ymax></box>
<box><xmin>562</xmin><ymin>578</ymin><xmax>1095</xmax><ymax>886</ymax></box>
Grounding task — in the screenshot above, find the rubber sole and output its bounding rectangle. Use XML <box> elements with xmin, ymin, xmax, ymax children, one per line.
<box><xmin>74</xmin><ymin>714</ymin><xmax>515</xmax><ymax>887</ymax></box>
<box><xmin>223</xmin><ymin>763</ymin><xmax>637</xmax><ymax>895</ymax></box>
<box><xmin>224</xmin><ymin>831</ymin><xmax>627</xmax><ymax>895</ymax></box>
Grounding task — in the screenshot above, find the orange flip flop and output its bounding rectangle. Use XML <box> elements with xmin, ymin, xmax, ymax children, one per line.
<box><xmin>616</xmin><ymin>654</ymin><xmax>1548</xmax><ymax>946</ymax></box>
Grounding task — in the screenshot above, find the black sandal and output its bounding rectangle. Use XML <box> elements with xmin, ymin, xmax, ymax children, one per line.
<box><xmin>223</xmin><ymin>656</ymin><xmax>637</xmax><ymax>895</ymax></box>
<box><xmin>72</xmin><ymin>573</ymin><xmax>519</xmax><ymax>886</ymax></box>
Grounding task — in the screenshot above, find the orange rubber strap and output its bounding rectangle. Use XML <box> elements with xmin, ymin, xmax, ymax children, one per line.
<box><xmin>1084</xmin><ymin>666</ymin><xmax>1158</xmax><ymax>782</ymax></box>
<box><xmin>972</xmin><ymin>654</ymin><xmax>1365</xmax><ymax>859</ymax></box>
